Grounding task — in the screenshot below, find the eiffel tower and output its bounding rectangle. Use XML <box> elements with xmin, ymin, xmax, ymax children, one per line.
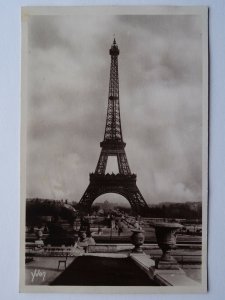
<box><xmin>78</xmin><ymin>38</ymin><xmax>149</xmax><ymax>215</ymax></box>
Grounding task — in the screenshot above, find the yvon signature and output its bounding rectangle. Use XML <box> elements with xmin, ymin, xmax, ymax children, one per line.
<box><xmin>31</xmin><ymin>269</ymin><xmax>46</xmax><ymax>282</ymax></box>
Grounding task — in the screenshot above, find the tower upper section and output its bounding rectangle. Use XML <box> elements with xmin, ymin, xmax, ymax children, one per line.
<box><xmin>102</xmin><ymin>38</ymin><xmax>124</xmax><ymax>147</ymax></box>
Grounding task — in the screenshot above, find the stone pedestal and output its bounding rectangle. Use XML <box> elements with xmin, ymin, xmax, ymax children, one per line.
<box><xmin>153</xmin><ymin>222</ymin><xmax>183</xmax><ymax>270</ymax></box>
<box><xmin>156</xmin><ymin>257</ymin><xmax>180</xmax><ymax>270</ymax></box>
<box><xmin>130</xmin><ymin>229</ymin><xmax>145</xmax><ymax>253</ymax></box>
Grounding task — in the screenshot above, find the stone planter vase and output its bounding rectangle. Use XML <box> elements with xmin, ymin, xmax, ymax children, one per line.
<box><xmin>153</xmin><ymin>222</ymin><xmax>183</xmax><ymax>269</ymax></box>
<box><xmin>131</xmin><ymin>229</ymin><xmax>145</xmax><ymax>253</ymax></box>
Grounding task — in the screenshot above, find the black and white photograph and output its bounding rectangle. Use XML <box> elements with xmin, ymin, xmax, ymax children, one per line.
<box><xmin>20</xmin><ymin>6</ymin><xmax>208</xmax><ymax>293</ymax></box>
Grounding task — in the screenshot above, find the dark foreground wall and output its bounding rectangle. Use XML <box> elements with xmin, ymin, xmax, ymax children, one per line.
<box><xmin>51</xmin><ymin>256</ymin><xmax>158</xmax><ymax>286</ymax></box>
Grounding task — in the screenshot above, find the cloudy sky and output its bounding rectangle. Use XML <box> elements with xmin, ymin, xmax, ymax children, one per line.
<box><xmin>26</xmin><ymin>12</ymin><xmax>203</xmax><ymax>205</ymax></box>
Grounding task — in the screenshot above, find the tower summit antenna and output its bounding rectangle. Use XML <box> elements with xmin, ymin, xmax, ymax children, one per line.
<box><xmin>113</xmin><ymin>33</ymin><xmax>116</xmax><ymax>44</ymax></box>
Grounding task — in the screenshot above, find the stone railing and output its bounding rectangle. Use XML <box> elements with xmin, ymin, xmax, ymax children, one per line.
<box><xmin>25</xmin><ymin>245</ymin><xmax>81</xmax><ymax>257</ymax></box>
<box><xmin>130</xmin><ymin>252</ymin><xmax>200</xmax><ymax>287</ymax></box>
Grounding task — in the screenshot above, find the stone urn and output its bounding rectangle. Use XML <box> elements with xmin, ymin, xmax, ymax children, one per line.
<box><xmin>130</xmin><ymin>229</ymin><xmax>145</xmax><ymax>253</ymax></box>
<box><xmin>153</xmin><ymin>222</ymin><xmax>183</xmax><ymax>269</ymax></box>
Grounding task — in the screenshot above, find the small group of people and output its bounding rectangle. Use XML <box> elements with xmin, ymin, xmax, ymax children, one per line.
<box><xmin>75</xmin><ymin>231</ymin><xmax>96</xmax><ymax>253</ymax></box>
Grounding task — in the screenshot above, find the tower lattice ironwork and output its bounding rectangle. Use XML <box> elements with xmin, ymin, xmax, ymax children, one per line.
<box><xmin>78</xmin><ymin>38</ymin><xmax>149</xmax><ymax>215</ymax></box>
